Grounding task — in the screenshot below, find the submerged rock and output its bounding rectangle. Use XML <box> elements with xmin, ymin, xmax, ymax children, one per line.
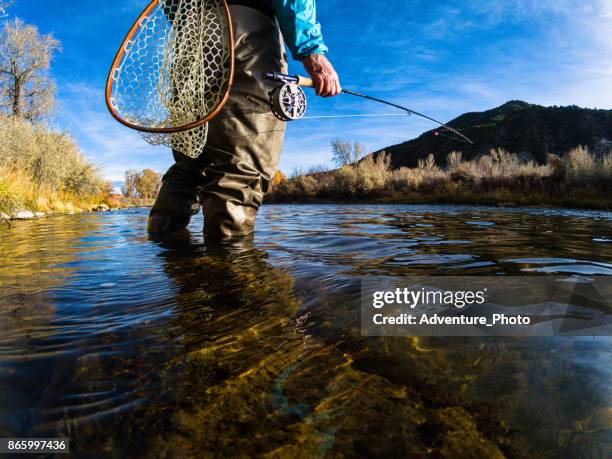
<box><xmin>12</xmin><ymin>210</ymin><xmax>35</xmax><ymax>220</ymax></box>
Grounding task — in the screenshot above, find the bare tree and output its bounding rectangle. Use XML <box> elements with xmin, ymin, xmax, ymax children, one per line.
<box><xmin>123</xmin><ymin>169</ymin><xmax>161</xmax><ymax>199</ymax></box>
<box><xmin>0</xmin><ymin>18</ymin><xmax>61</xmax><ymax>122</ymax></box>
<box><xmin>353</xmin><ymin>142</ymin><xmax>365</xmax><ymax>161</ymax></box>
<box><xmin>0</xmin><ymin>1</ymin><xmax>14</xmax><ymax>19</ymax></box>
<box><xmin>123</xmin><ymin>169</ymin><xmax>140</xmax><ymax>198</ymax></box>
<box><xmin>331</xmin><ymin>139</ymin><xmax>366</xmax><ymax>167</ymax></box>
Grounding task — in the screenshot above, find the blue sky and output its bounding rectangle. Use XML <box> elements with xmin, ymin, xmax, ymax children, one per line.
<box><xmin>7</xmin><ymin>0</ymin><xmax>612</xmax><ymax>180</ymax></box>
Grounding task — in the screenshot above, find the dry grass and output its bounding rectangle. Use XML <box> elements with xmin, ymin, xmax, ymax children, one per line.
<box><xmin>0</xmin><ymin>116</ymin><xmax>107</xmax><ymax>214</ymax></box>
<box><xmin>269</xmin><ymin>147</ymin><xmax>612</xmax><ymax>209</ymax></box>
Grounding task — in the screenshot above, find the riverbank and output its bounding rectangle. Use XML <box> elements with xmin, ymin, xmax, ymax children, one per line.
<box><xmin>0</xmin><ymin>169</ymin><xmax>112</xmax><ymax>221</ymax></box>
<box><xmin>266</xmin><ymin>190</ymin><xmax>610</xmax><ymax>210</ymax></box>
<box><xmin>0</xmin><ymin>191</ymin><xmax>154</xmax><ymax>223</ymax></box>
<box><xmin>0</xmin><ymin>116</ymin><xmax>159</xmax><ymax>221</ymax></box>
<box><xmin>0</xmin><ymin>202</ymin><xmax>154</xmax><ymax>223</ymax></box>
<box><xmin>268</xmin><ymin>148</ymin><xmax>612</xmax><ymax>210</ymax></box>
<box><xmin>0</xmin><ymin>116</ymin><xmax>112</xmax><ymax>220</ymax></box>
<box><xmin>0</xmin><ymin>169</ymin><xmax>156</xmax><ymax>221</ymax></box>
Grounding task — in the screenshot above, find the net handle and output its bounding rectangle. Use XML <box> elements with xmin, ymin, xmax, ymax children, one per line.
<box><xmin>105</xmin><ymin>0</ymin><xmax>235</xmax><ymax>134</ymax></box>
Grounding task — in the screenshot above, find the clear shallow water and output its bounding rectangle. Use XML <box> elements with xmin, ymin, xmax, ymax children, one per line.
<box><xmin>0</xmin><ymin>204</ymin><xmax>610</xmax><ymax>457</ymax></box>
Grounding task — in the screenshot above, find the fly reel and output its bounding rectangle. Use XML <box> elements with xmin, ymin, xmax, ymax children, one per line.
<box><xmin>269</xmin><ymin>83</ymin><xmax>307</xmax><ymax>121</ymax></box>
<box><xmin>263</xmin><ymin>71</ymin><xmax>474</xmax><ymax>144</ymax></box>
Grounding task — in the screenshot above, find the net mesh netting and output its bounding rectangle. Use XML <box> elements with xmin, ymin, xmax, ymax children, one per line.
<box><xmin>109</xmin><ymin>0</ymin><xmax>232</xmax><ymax>158</ymax></box>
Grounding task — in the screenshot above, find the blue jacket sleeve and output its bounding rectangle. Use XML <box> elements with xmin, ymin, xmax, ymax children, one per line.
<box><xmin>271</xmin><ymin>0</ymin><xmax>329</xmax><ymax>60</ymax></box>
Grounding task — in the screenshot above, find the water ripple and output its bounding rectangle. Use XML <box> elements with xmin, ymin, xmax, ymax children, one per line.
<box><xmin>0</xmin><ymin>205</ymin><xmax>610</xmax><ymax>456</ymax></box>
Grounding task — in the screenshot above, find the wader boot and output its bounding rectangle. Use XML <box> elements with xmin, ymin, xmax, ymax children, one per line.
<box><xmin>147</xmin><ymin>150</ymin><xmax>206</xmax><ymax>234</ymax></box>
<box><xmin>148</xmin><ymin>5</ymin><xmax>287</xmax><ymax>239</ymax></box>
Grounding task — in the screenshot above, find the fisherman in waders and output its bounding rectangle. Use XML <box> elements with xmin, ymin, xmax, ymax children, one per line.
<box><xmin>148</xmin><ymin>0</ymin><xmax>341</xmax><ymax>240</ymax></box>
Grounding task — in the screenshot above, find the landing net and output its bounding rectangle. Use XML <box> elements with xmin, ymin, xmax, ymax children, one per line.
<box><xmin>106</xmin><ymin>0</ymin><xmax>233</xmax><ymax>158</ymax></box>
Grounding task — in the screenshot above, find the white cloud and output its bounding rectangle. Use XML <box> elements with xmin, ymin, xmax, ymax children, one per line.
<box><xmin>597</xmin><ymin>0</ymin><xmax>612</xmax><ymax>17</ymax></box>
<box><xmin>48</xmin><ymin>0</ymin><xmax>612</xmax><ymax>177</ymax></box>
<box><xmin>56</xmin><ymin>82</ymin><xmax>173</xmax><ymax>181</ymax></box>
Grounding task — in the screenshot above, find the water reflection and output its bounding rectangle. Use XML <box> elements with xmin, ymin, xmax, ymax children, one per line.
<box><xmin>0</xmin><ymin>205</ymin><xmax>610</xmax><ymax>457</ymax></box>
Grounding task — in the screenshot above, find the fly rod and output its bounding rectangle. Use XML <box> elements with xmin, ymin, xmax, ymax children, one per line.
<box><xmin>264</xmin><ymin>72</ymin><xmax>474</xmax><ymax>145</ymax></box>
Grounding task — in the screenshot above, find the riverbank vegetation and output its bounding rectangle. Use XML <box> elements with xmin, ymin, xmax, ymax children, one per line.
<box><xmin>268</xmin><ymin>147</ymin><xmax>612</xmax><ymax>209</ymax></box>
<box><xmin>122</xmin><ymin>169</ymin><xmax>161</xmax><ymax>206</ymax></box>
<box><xmin>0</xmin><ymin>13</ymin><xmax>112</xmax><ymax>218</ymax></box>
<box><xmin>0</xmin><ymin>116</ymin><xmax>110</xmax><ymax>216</ymax></box>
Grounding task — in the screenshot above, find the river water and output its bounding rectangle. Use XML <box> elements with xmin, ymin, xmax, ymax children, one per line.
<box><xmin>0</xmin><ymin>205</ymin><xmax>610</xmax><ymax>457</ymax></box>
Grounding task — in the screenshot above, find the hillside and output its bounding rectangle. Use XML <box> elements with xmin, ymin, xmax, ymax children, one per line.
<box><xmin>373</xmin><ymin>101</ymin><xmax>612</xmax><ymax>168</ymax></box>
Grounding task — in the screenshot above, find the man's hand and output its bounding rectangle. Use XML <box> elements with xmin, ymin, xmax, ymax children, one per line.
<box><xmin>301</xmin><ymin>54</ymin><xmax>341</xmax><ymax>97</ymax></box>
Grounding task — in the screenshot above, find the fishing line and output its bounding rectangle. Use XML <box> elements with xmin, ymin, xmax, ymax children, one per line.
<box><xmin>264</xmin><ymin>72</ymin><xmax>474</xmax><ymax>145</ymax></box>
<box><xmin>301</xmin><ymin>113</ymin><xmax>412</xmax><ymax>120</ymax></box>
<box><xmin>341</xmin><ymin>88</ymin><xmax>473</xmax><ymax>144</ymax></box>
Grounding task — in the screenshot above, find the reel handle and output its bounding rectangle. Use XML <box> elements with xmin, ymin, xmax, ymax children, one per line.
<box><xmin>264</xmin><ymin>72</ymin><xmax>314</xmax><ymax>88</ymax></box>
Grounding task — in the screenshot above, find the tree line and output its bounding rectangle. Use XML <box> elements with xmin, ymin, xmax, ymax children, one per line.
<box><xmin>123</xmin><ymin>169</ymin><xmax>161</xmax><ymax>201</ymax></box>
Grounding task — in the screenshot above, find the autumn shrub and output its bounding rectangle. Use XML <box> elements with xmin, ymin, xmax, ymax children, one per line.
<box><xmin>269</xmin><ymin>145</ymin><xmax>610</xmax><ymax>208</ymax></box>
<box><xmin>0</xmin><ymin>116</ymin><xmax>105</xmax><ymax>213</ymax></box>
